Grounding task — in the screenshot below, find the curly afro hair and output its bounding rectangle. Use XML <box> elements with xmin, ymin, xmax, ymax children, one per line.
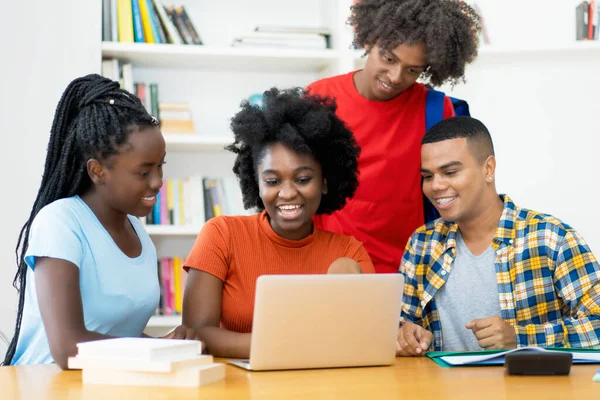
<box><xmin>226</xmin><ymin>87</ymin><xmax>361</xmax><ymax>215</ymax></box>
<box><xmin>351</xmin><ymin>0</ymin><xmax>481</xmax><ymax>87</ymax></box>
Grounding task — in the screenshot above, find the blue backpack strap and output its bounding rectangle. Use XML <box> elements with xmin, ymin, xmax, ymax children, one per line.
<box><xmin>423</xmin><ymin>88</ymin><xmax>445</xmax><ymax>224</ymax></box>
<box><xmin>425</xmin><ymin>89</ymin><xmax>446</xmax><ymax>132</ymax></box>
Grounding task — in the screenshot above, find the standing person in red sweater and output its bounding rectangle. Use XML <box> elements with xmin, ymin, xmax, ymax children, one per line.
<box><xmin>307</xmin><ymin>0</ymin><xmax>481</xmax><ymax>273</ymax></box>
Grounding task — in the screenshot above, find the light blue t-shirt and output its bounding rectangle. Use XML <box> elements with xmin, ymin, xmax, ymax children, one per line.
<box><xmin>11</xmin><ymin>195</ymin><xmax>159</xmax><ymax>365</ymax></box>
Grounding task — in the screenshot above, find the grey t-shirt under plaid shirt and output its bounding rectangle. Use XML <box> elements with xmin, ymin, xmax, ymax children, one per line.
<box><xmin>435</xmin><ymin>231</ymin><xmax>502</xmax><ymax>351</ymax></box>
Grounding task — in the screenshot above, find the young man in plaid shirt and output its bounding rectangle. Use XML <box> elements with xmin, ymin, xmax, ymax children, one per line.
<box><xmin>397</xmin><ymin>116</ymin><xmax>600</xmax><ymax>355</ymax></box>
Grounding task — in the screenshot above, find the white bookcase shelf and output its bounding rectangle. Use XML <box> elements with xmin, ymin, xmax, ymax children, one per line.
<box><xmin>144</xmin><ymin>225</ymin><xmax>201</xmax><ymax>236</ymax></box>
<box><xmin>163</xmin><ymin>134</ymin><xmax>233</xmax><ymax>152</ymax></box>
<box><xmin>147</xmin><ymin>315</ymin><xmax>182</xmax><ymax>327</ymax></box>
<box><xmin>352</xmin><ymin>42</ymin><xmax>600</xmax><ymax>65</ymax></box>
<box><xmin>478</xmin><ymin>41</ymin><xmax>600</xmax><ymax>56</ymax></box>
<box><xmin>101</xmin><ymin>42</ymin><xmax>340</xmax><ymax>72</ymax></box>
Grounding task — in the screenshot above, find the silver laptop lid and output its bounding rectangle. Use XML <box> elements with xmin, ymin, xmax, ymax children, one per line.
<box><xmin>248</xmin><ymin>274</ymin><xmax>404</xmax><ymax>371</ymax></box>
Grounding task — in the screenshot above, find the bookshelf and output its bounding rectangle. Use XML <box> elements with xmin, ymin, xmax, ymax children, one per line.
<box><xmin>104</xmin><ymin>0</ymin><xmax>355</xmax><ymax>332</ymax></box>
<box><xmin>163</xmin><ymin>134</ymin><xmax>233</xmax><ymax>152</ymax></box>
<box><xmin>101</xmin><ymin>42</ymin><xmax>341</xmax><ymax>73</ymax></box>
<box><xmin>353</xmin><ymin>41</ymin><xmax>600</xmax><ymax>68</ymax></box>
<box><xmin>144</xmin><ymin>224</ymin><xmax>201</xmax><ymax>236</ymax></box>
<box><xmin>477</xmin><ymin>41</ymin><xmax>600</xmax><ymax>56</ymax></box>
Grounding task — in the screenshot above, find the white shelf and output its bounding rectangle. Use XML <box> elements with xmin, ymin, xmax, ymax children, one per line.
<box><xmin>478</xmin><ymin>42</ymin><xmax>600</xmax><ymax>56</ymax></box>
<box><xmin>147</xmin><ymin>315</ymin><xmax>181</xmax><ymax>327</ymax></box>
<box><xmin>163</xmin><ymin>134</ymin><xmax>233</xmax><ymax>152</ymax></box>
<box><xmin>351</xmin><ymin>42</ymin><xmax>600</xmax><ymax>64</ymax></box>
<box><xmin>144</xmin><ymin>224</ymin><xmax>201</xmax><ymax>236</ymax></box>
<box><xmin>101</xmin><ymin>42</ymin><xmax>340</xmax><ymax>72</ymax></box>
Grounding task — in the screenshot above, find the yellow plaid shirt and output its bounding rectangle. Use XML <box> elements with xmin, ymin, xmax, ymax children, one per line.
<box><xmin>400</xmin><ymin>195</ymin><xmax>600</xmax><ymax>350</ymax></box>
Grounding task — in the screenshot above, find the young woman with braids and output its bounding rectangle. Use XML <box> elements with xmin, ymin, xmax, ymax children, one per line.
<box><xmin>3</xmin><ymin>74</ymin><xmax>201</xmax><ymax>369</ymax></box>
<box><xmin>182</xmin><ymin>88</ymin><xmax>375</xmax><ymax>359</ymax></box>
<box><xmin>307</xmin><ymin>0</ymin><xmax>481</xmax><ymax>274</ymax></box>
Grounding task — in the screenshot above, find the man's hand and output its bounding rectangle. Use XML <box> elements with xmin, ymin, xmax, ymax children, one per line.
<box><xmin>161</xmin><ymin>324</ymin><xmax>205</xmax><ymax>352</ymax></box>
<box><xmin>465</xmin><ymin>316</ymin><xmax>516</xmax><ymax>350</ymax></box>
<box><xmin>396</xmin><ymin>321</ymin><xmax>433</xmax><ymax>356</ymax></box>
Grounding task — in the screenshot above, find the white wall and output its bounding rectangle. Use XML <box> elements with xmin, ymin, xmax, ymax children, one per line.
<box><xmin>0</xmin><ymin>1</ymin><xmax>100</xmax><ymax>351</ymax></box>
<box><xmin>442</xmin><ymin>0</ymin><xmax>600</xmax><ymax>254</ymax></box>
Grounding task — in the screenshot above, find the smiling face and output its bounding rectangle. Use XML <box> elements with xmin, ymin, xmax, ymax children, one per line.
<box><xmin>91</xmin><ymin>126</ymin><xmax>166</xmax><ymax>217</ymax></box>
<box><xmin>356</xmin><ymin>42</ymin><xmax>428</xmax><ymax>101</ymax></box>
<box><xmin>257</xmin><ymin>142</ymin><xmax>327</xmax><ymax>241</ymax></box>
<box><xmin>420</xmin><ymin>138</ymin><xmax>495</xmax><ymax>224</ymax></box>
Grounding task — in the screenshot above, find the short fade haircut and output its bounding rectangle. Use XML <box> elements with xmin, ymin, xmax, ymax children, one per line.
<box><xmin>422</xmin><ymin>116</ymin><xmax>495</xmax><ymax>163</ymax></box>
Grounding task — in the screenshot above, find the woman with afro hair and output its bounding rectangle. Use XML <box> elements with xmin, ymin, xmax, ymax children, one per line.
<box><xmin>307</xmin><ymin>0</ymin><xmax>481</xmax><ymax>274</ymax></box>
<box><xmin>182</xmin><ymin>88</ymin><xmax>375</xmax><ymax>358</ymax></box>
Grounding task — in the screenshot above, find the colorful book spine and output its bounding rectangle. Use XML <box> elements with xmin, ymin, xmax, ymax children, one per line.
<box><xmin>173</xmin><ymin>257</ymin><xmax>182</xmax><ymax>314</ymax></box>
<box><xmin>152</xmin><ymin>190</ymin><xmax>161</xmax><ymax>225</ymax></box>
<box><xmin>138</xmin><ymin>0</ymin><xmax>156</xmax><ymax>43</ymax></box>
<box><xmin>131</xmin><ymin>0</ymin><xmax>145</xmax><ymax>43</ymax></box>
<box><xmin>116</xmin><ymin>0</ymin><xmax>134</xmax><ymax>42</ymax></box>
<box><xmin>153</xmin><ymin>0</ymin><xmax>182</xmax><ymax>44</ymax></box>
<box><xmin>160</xmin><ymin>185</ymin><xmax>168</xmax><ymax>225</ymax></box>
<box><xmin>145</xmin><ymin>0</ymin><xmax>164</xmax><ymax>43</ymax></box>
<box><xmin>178</xmin><ymin>179</ymin><xmax>185</xmax><ymax>225</ymax></box>
<box><xmin>166</xmin><ymin>179</ymin><xmax>174</xmax><ymax>225</ymax></box>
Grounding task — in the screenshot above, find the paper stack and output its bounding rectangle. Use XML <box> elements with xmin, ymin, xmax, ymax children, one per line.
<box><xmin>68</xmin><ymin>337</ymin><xmax>225</xmax><ymax>387</ymax></box>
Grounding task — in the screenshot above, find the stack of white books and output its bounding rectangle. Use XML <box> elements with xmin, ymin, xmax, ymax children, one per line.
<box><xmin>231</xmin><ymin>26</ymin><xmax>331</xmax><ymax>50</ymax></box>
<box><xmin>68</xmin><ymin>338</ymin><xmax>225</xmax><ymax>388</ymax></box>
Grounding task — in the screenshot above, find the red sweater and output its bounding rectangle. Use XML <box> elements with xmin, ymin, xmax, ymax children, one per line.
<box><xmin>307</xmin><ymin>72</ymin><xmax>454</xmax><ymax>273</ymax></box>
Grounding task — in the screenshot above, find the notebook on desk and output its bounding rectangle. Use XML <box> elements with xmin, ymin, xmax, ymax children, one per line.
<box><xmin>427</xmin><ymin>346</ymin><xmax>600</xmax><ymax>368</ymax></box>
<box><xmin>227</xmin><ymin>274</ymin><xmax>404</xmax><ymax>371</ymax></box>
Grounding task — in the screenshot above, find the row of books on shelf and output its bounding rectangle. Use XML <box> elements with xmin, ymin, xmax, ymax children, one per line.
<box><xmin>576</xmin><ymin>1</ymin><xmax>600</xmax><ymax>40</ymax></box>
<box><xmin>101</xmin><ymin>60</ymin><xmax>195</xmax><ymax>133</ymax></box>
<box><xmin>103</xmin><ymin>0</ymin><xmax>202</xmax><ymax>45</ymax></box>
<box><xmin>155</xmin><ymin>257</ymin><xmax>186</xmax><ymax>316</ymax></box>
<box><xmin>141</xmin><ymin>177</ymin><xmax>245</xmax><ymax>227</ymax></box>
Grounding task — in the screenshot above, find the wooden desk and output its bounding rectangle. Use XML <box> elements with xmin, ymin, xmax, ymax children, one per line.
<box><xmin>1</xmin><ymin>358</ymin><xmax>598</xmax><ymax>399</ymax></box>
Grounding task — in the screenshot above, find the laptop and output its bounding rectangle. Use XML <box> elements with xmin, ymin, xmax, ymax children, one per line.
<box><xmin>228</xmin><ymin>273</ymin><xmax>404</xmax><ymax>371</ymax></box>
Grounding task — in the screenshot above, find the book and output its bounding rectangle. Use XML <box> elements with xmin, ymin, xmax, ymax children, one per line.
<box><xmin>110</xmin><ymin>0</ymin><xmax>118</xmax><ymax>42</ymax></box>
<box><xmin>138</xmin><ymin>0</ymin><xmax>157</xmax><ymax>43</ymax></box>
<box><xmin>102</xmin><ymin>0</ymin><xmax>112</xmax><ymax>41</ymax></box>
<box><xmin>233</xmin><ymin>31</ymin><xmax>328</xmax><ymax>49</ymax></box>
<box><xmin>134</xmin><ymin>82</ymin><xmax>151</xmax><ymax>113</ymax></box>
<box><xmin>68</xmin><ymin>354</ymin><xmax>213</xmax><ymax>373</ymax></box>
<box><xmin>81</xmin><ymin>362</ymin><xmax>225</xmax><ymax>387</ymax></box>
<box><xmin>152</xmin><ymin>0</ymin><xmax>182</xmax><ymax>44</ymax></box>
<box><xmin>577</xmin><ymin>2</ymin><xmax>588</xmax><ymax>40</ymax></box>
<box><xmin>76</xmin><ymin>338</ymin><xmax>202</xmax><ymax>361</ymax></box>
<box><xmin>149</xmin><ymin>83</ymin><xmax>159</xmax><ymax>118</ymax></box>
<box><xmin>116</xmin><ymin>0</ymin><xmax>134</xmax><ymax>42</ymax></box>
<box><xmin>158</xmin><ymin>103</ymin><xmax>195</xmax><ymax>134</ymax></box>
<box><xmin>427</xmin><ymin>346</ymin><xmax>600</xmax><ymax>368</ymax></box>
<box><xmin>121</xmin><ymin>63</ymin><xmax>134</xmax><ymax>94</ymax></box>
<box><xmin>131</xmin><ymin>0</ymin><xmax>145</xmax><ymax>43</ymax></box>
<box><xmin>254</xmin><ymin>25</ymin><xmax>331</xmax><ymax>36</ymax></box>
<box><xmin>148</xmin><ymin>0</ymin><xmax>167</xmax><ymax>44</ymax></box>
<box><xmin>166</xmin><ymin>5</ymin><xmax>193</xmax><ymax>44</ymax></box>
<box><xmin>176</xmin><ymin>6</ymin><xmax>203</xmax><ymax>45</ymax></box>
